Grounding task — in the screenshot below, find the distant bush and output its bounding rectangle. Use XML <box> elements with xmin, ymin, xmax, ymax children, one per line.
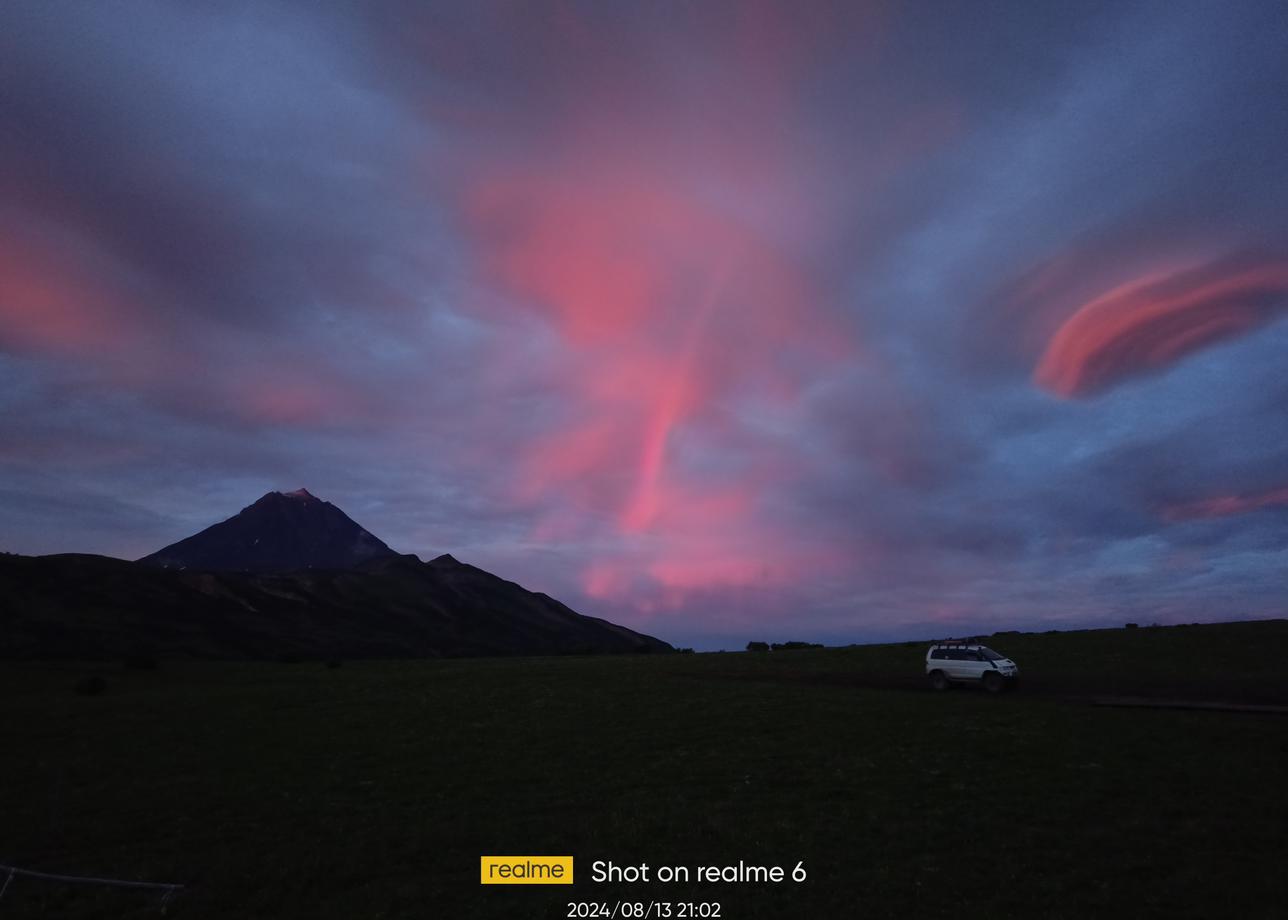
<box><xmin>770</xmin><ymin>641</ymin><xmax>825</xmax><ymax>651</ymax></box>
<box><xmin>675</xmin><ymin>648</ymin><xmax>695</xmax><ymax>654</ymax></box>
<box><xmin>324</xmin><ymin>659</ymin><xmax>343</xmax><ymax>669</ymax></box>
<box><xmin>75</xmin><ymin>675</ymin><xmax>107</xmax><ymax>696</ymax></box>
<box><xmin>1125</xmin><ymin>623</ymin><xmax>1139</xmax><ymax>629</ymax></box>
<box><xmin>123</xmin><ymin>653</ymin><xmax>159</xmax><ymax>670</ymax></box>
<box><xmin>746</xmin><ymin>641</ymin><xmax>770</xmax><ymax>653</ymax></box>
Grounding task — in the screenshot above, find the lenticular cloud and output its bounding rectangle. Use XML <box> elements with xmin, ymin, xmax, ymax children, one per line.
<box><xmin>1035</xmin><ymin>256</ymin><xmax>1288</xmax><ymax>398</ymax></box>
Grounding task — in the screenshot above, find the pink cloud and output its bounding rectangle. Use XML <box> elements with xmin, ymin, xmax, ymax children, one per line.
<box><xmin>1034</xmin><ymin>256</ymin><xmax>1288</xmax><ymax>397</ymax></box>
<box><xmin>1162</xmin><ymin>485</ymin><xmax>1288</xmax><ymax>521</ymax></box>
<box><xmin>0</xmin><ymin>220</ymin><xmax>386</xmax><ymax>433</ymax></box>
<box><xmin>444</xmin><ymin>16</ymin><xmax>890</xmax><ymax>614</ymax></box>
<box><xmin>0</xmin><ymin>226</ymin><xmax>147</xmax><ymax>355</ymax></box>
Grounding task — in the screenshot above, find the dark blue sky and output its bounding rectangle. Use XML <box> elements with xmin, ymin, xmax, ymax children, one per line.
<box><xmin>2</xmin><ymin>1</ymin><xmax>1286</xmax><ymax>649</ymax></box>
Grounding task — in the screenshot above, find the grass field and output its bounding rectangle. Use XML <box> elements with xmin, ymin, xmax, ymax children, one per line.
<box><xmin>2</xmin><ymin>620</ymin><xmax>1287</xmax><ymax>918</ymax></box>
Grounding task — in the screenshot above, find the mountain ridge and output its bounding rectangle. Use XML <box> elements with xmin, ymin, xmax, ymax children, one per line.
<box><xmin>2</xmin><ymin>490</ymin><xmax>672</xmax><ymax>659</ymax></box>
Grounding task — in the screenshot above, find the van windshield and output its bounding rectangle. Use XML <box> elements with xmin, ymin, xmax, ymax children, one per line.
<box><xmin>979</xmin><ymin>647</ymin><xmax>1006</xmax><ymax>661</ymax></box>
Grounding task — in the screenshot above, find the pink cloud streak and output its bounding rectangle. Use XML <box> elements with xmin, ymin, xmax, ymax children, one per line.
<box><xmin>1035</xmin><ymin>257</ymin><xmax>1288</xmax><ymax>397</ymax></box>
<box><xmin>1162</xmin><ymin>486</ymin><xmax>1288</xmax><ymax>521</ymax></box>
<box><xmin>445</xmin><ymin>21</ymin><xmax>876</xmax><ymax>612</ymax></box>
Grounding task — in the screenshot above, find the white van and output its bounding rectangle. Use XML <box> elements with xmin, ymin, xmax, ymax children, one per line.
<box><xmin>926</xmin><ymin>641</ymin><xmax>1019</xmax><ymax>692</ymax></box>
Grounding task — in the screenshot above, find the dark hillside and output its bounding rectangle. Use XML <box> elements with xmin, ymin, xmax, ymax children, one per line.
<box><xmin>0</xmin><ymin>552</ymin><xmax>671</xmax><ymax>660</ymax></box>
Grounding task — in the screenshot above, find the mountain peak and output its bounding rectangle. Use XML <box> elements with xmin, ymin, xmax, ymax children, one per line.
<box><xmin>141</xmin><ymin>489</ymin><xmax>396</xmax><ymax>572</ymax></box>
<box><xmin>252</xmin><ymin>487</ymin><xmax>318</xmax><ymax>506</ymax></box>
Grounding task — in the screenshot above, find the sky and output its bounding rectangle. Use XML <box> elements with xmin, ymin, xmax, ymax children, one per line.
<box><xmin>2</xmin><ymin>1</ymin><xmax>1286</xmax><ymax>649</ymax></box>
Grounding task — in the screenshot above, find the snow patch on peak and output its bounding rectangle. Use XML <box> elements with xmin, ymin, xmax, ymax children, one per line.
<box><xmin>282</xmin><ymin>488</ymin><xmax>316</xmax><ymax>500</ymax></box>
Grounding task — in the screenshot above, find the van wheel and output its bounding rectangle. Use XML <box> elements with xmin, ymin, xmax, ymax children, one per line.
<box><xmin>982</xmin><ymin>671</ymin><xmax>1004</xmax><ymax>694</ymax></box>
<box><xmin>928</xmin><ymin>670</ymin><xmax>949</xmax><ymax>691</ymax></box>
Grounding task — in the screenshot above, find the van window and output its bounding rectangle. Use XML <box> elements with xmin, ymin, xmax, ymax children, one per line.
<box><xmin>930</xmin><ymin>649</ymin><xmax>947</xmax><ymax>660</ymax></box>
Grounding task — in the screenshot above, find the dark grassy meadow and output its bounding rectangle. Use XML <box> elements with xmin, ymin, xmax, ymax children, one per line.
<box><xmin>2</xmin><ymin>620</ymin><xmax>1287</xmax><ymax>919</ymax></box>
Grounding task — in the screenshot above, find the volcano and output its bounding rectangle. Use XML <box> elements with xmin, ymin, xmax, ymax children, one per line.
<box><xmin>139</xmin><ymin>488</ymin><xmax>396</xmax><ymax>572</ymax></box>
<box><xmin>3</xmin><ymin>490</ymin><xmax>672</xmax><ymax>659</ymax></box>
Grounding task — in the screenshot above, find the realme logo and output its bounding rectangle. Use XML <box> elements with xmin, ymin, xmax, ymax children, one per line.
<box><xmin>480</xmin><ymin>856</ymin><xmax>574</xmax><ymax>885</ymax></box>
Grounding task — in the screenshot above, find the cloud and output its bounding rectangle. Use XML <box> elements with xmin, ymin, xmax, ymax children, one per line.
<box><xmin>1034</xmin><ymin>255</ymin><xmax>1288</xmax><ymax>397</ymax></box>
<box><xmin>1162</xmin><ymin>485</ymin><xmax>1288</xmax><ymax>522</ymax></box>
<box><xmin>434</xmin><ymin>7</ymin><xmax>884</xmax><ymax>613</ymax></box>
<box><xmin>0</xmin><ymin>219</ymin><xmax>155</xmax><ymax>356</ymax></box>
